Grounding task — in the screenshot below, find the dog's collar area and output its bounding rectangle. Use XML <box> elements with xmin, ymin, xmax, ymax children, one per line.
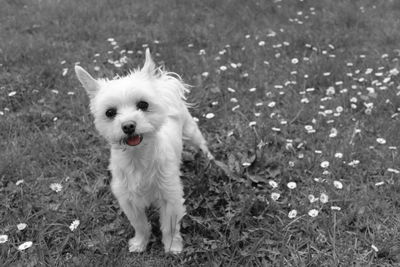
<box><xmin>124</xmin><ymin>134</ymin><xmax>143</xmax><ymax>146</ymax></box>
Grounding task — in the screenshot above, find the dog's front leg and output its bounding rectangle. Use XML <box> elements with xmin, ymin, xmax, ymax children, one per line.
<box><xmin>159</xmin><ymin>191</ymin><xmax>186</xmax><ymax>254</ymax></box>
<box><xmin>111</xmin><ymin>178</ymin><xmax>151</xmax><ymax>253</ymax></box>
<box><xmin>111</xmin><ymin>167</ymin><xmax>151</xmax><ymax>252</ymax></box>
<box><xmin>117</xmin><ymin>196</ymin><xmax>151</xmax><ymax>252</ymax></box>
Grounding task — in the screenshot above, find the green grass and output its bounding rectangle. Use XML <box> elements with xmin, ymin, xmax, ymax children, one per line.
<box><xmin>2</xmin><ymin>0</ymin><xmax>400</xmax><ymax>266</ymax></box>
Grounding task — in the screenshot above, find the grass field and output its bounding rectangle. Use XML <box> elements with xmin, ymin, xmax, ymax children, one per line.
<box><xmin>2</xmin><ymin>0</ymin><xmax>400</xmax><ymax>266</ymax></box>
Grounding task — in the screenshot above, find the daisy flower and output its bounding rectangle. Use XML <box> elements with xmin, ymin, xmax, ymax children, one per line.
<box><xmin>0</xmin><ymin>235</ymin><xmax>8</xmax><ymax>244</ymax></box>
<box><xmin>271</xmin><ymin>192</ymin><xmax>280</xmax><ymax>201</ymax></box>
<box><xmin>17</xmin><ymin>223</ymin><xmax>27</xmax><ymax>231</ymax></box>
<box><xmin>69</xmin><ymin>219</ymin><xmax>80</xmax><ymax>232</ymax></box>
<box><xmin>320</xmin><ymin>161</ymin><xmax>330</xmax><ymax>168</ymax></box>
<box><xmin>18</xmin><ymin>241</ymin><xmax>33</xmax><ymax>251</ymax></box>
<box><xmin>288</xmin><ymin>210</ymin><xmax>297</xmax><ymax>219</ymax></box>
<box><xmin>50</xmin><ymin>183</ymin><xmax>63</xmax><ymax>193</ymax></box>
<box><xmin>308</xmin><ymin>209</ymin><xmax>319</xmax><ymax>217</ymax></box>
<box><xmin>333</xmin><ymin>180</ymin><xmax>343</xmax><ymax>189</ymax></box>
<box><xmin>319</xmin><ymin>193</ymin><xmax>329</xmax><ymax>204</ymax></box>
<box><xmin>287</xmin><ymin>182</ymin><xmax>297</xmax><ymax>189</ymax></box>
<box><xmin>205</xmin><ymin>113</ymin><xmax>215</xmax><ymax>119</ymax></box>
<box><xmin>269</xmin><ymin>180</ymin><xmax>278</xmax><ymax>188</ymax></box>
<box><xmin>376</xmin><ymin>138</ymin><xmax>386</xmax><ymax>144</ymax></box>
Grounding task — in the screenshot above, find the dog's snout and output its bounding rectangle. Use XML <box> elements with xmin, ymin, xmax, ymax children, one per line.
<box><xmin>122</xmin><ymin>121</ymin><xmax>136</xmax><ymax>135</ymax></box>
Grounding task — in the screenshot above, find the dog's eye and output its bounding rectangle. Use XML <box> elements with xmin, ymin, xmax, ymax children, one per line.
<box><xmin>105</xmin><ymin>108</ymin><xmax>117</xmax><ymax>118</ymax></box>
<box><xmin>137</xmin><ymin>101</ymin><xmax>149</xmax><ymax>111</ymax></box>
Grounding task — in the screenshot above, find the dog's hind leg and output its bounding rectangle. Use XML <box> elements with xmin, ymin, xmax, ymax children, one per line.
<box><xmin>182</xmin><ymin>114</ymin><xmax>214</xmax><ymax>160</ymax></box>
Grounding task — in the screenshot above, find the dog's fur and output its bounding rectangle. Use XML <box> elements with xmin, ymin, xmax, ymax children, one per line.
<box><xmin>75</xmin><ymin>49</ymin><xmax>212</xmax><ymax>253</ymax></box>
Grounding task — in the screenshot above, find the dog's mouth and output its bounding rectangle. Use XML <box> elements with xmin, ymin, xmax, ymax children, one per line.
<box><xmin>123</xmin><ymin>134</ymin><xmax>143</xmax><ymax>146</ymax></box>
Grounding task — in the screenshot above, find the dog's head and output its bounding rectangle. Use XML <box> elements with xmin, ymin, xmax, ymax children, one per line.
<box><xmin>75</xmin><ymin>49</ymin><xmax>186</xmax><ymax>148</ymax></box>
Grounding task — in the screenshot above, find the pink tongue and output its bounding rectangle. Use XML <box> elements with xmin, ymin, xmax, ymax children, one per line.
<box><xmin>126</xmin><ymin>135</ymin><xmax>141</xmax><ymax>146</ymax></box>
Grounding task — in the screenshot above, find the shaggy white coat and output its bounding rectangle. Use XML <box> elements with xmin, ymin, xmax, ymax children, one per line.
<box><xmin>75</xmin><ymin>49</ymin><xmax>212</xmax><ymax>253</ymax></box>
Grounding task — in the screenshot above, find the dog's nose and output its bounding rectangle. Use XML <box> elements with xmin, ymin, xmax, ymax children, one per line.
<box><xmin>121</xmin><ymin>121</ymin><xmax>136</xmax><ymax>135</ymax></box>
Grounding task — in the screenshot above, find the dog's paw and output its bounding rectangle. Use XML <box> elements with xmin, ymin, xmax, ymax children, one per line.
<box><xmin>128</xmin><ymin>236</ymin><xmax>148</xmax><ymax>253</ymax></box>
<box><xmin>206</xmin><ymin>151</ymin><xmax>214</xmax><ymax>161</ymax></box>
<box><xmin>200</xmin><ymin>145</ymin><xmax>214</xmax><ymax>161</ymax></box>
<box><xmin>164</xmin><ymin>235</ymin><xmax>183</xmax><ymax>254</ymax></box>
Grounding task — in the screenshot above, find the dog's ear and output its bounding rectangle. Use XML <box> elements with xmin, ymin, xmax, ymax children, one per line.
<box><xmin>142</xmin><ymin>48</ymin><xmax>156</xmax><ymax>76</ymax></box>
<box><xmin>75</xmin><ymin>66</ymin><xmax>99</xmax><ymax>98</ymax></box>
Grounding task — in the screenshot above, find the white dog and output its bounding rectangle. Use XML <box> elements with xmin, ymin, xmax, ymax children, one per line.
<box><xmin>75</xmin><ymin>49</ymin><xmax>213</xmax><ymax>254</ymax></box>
